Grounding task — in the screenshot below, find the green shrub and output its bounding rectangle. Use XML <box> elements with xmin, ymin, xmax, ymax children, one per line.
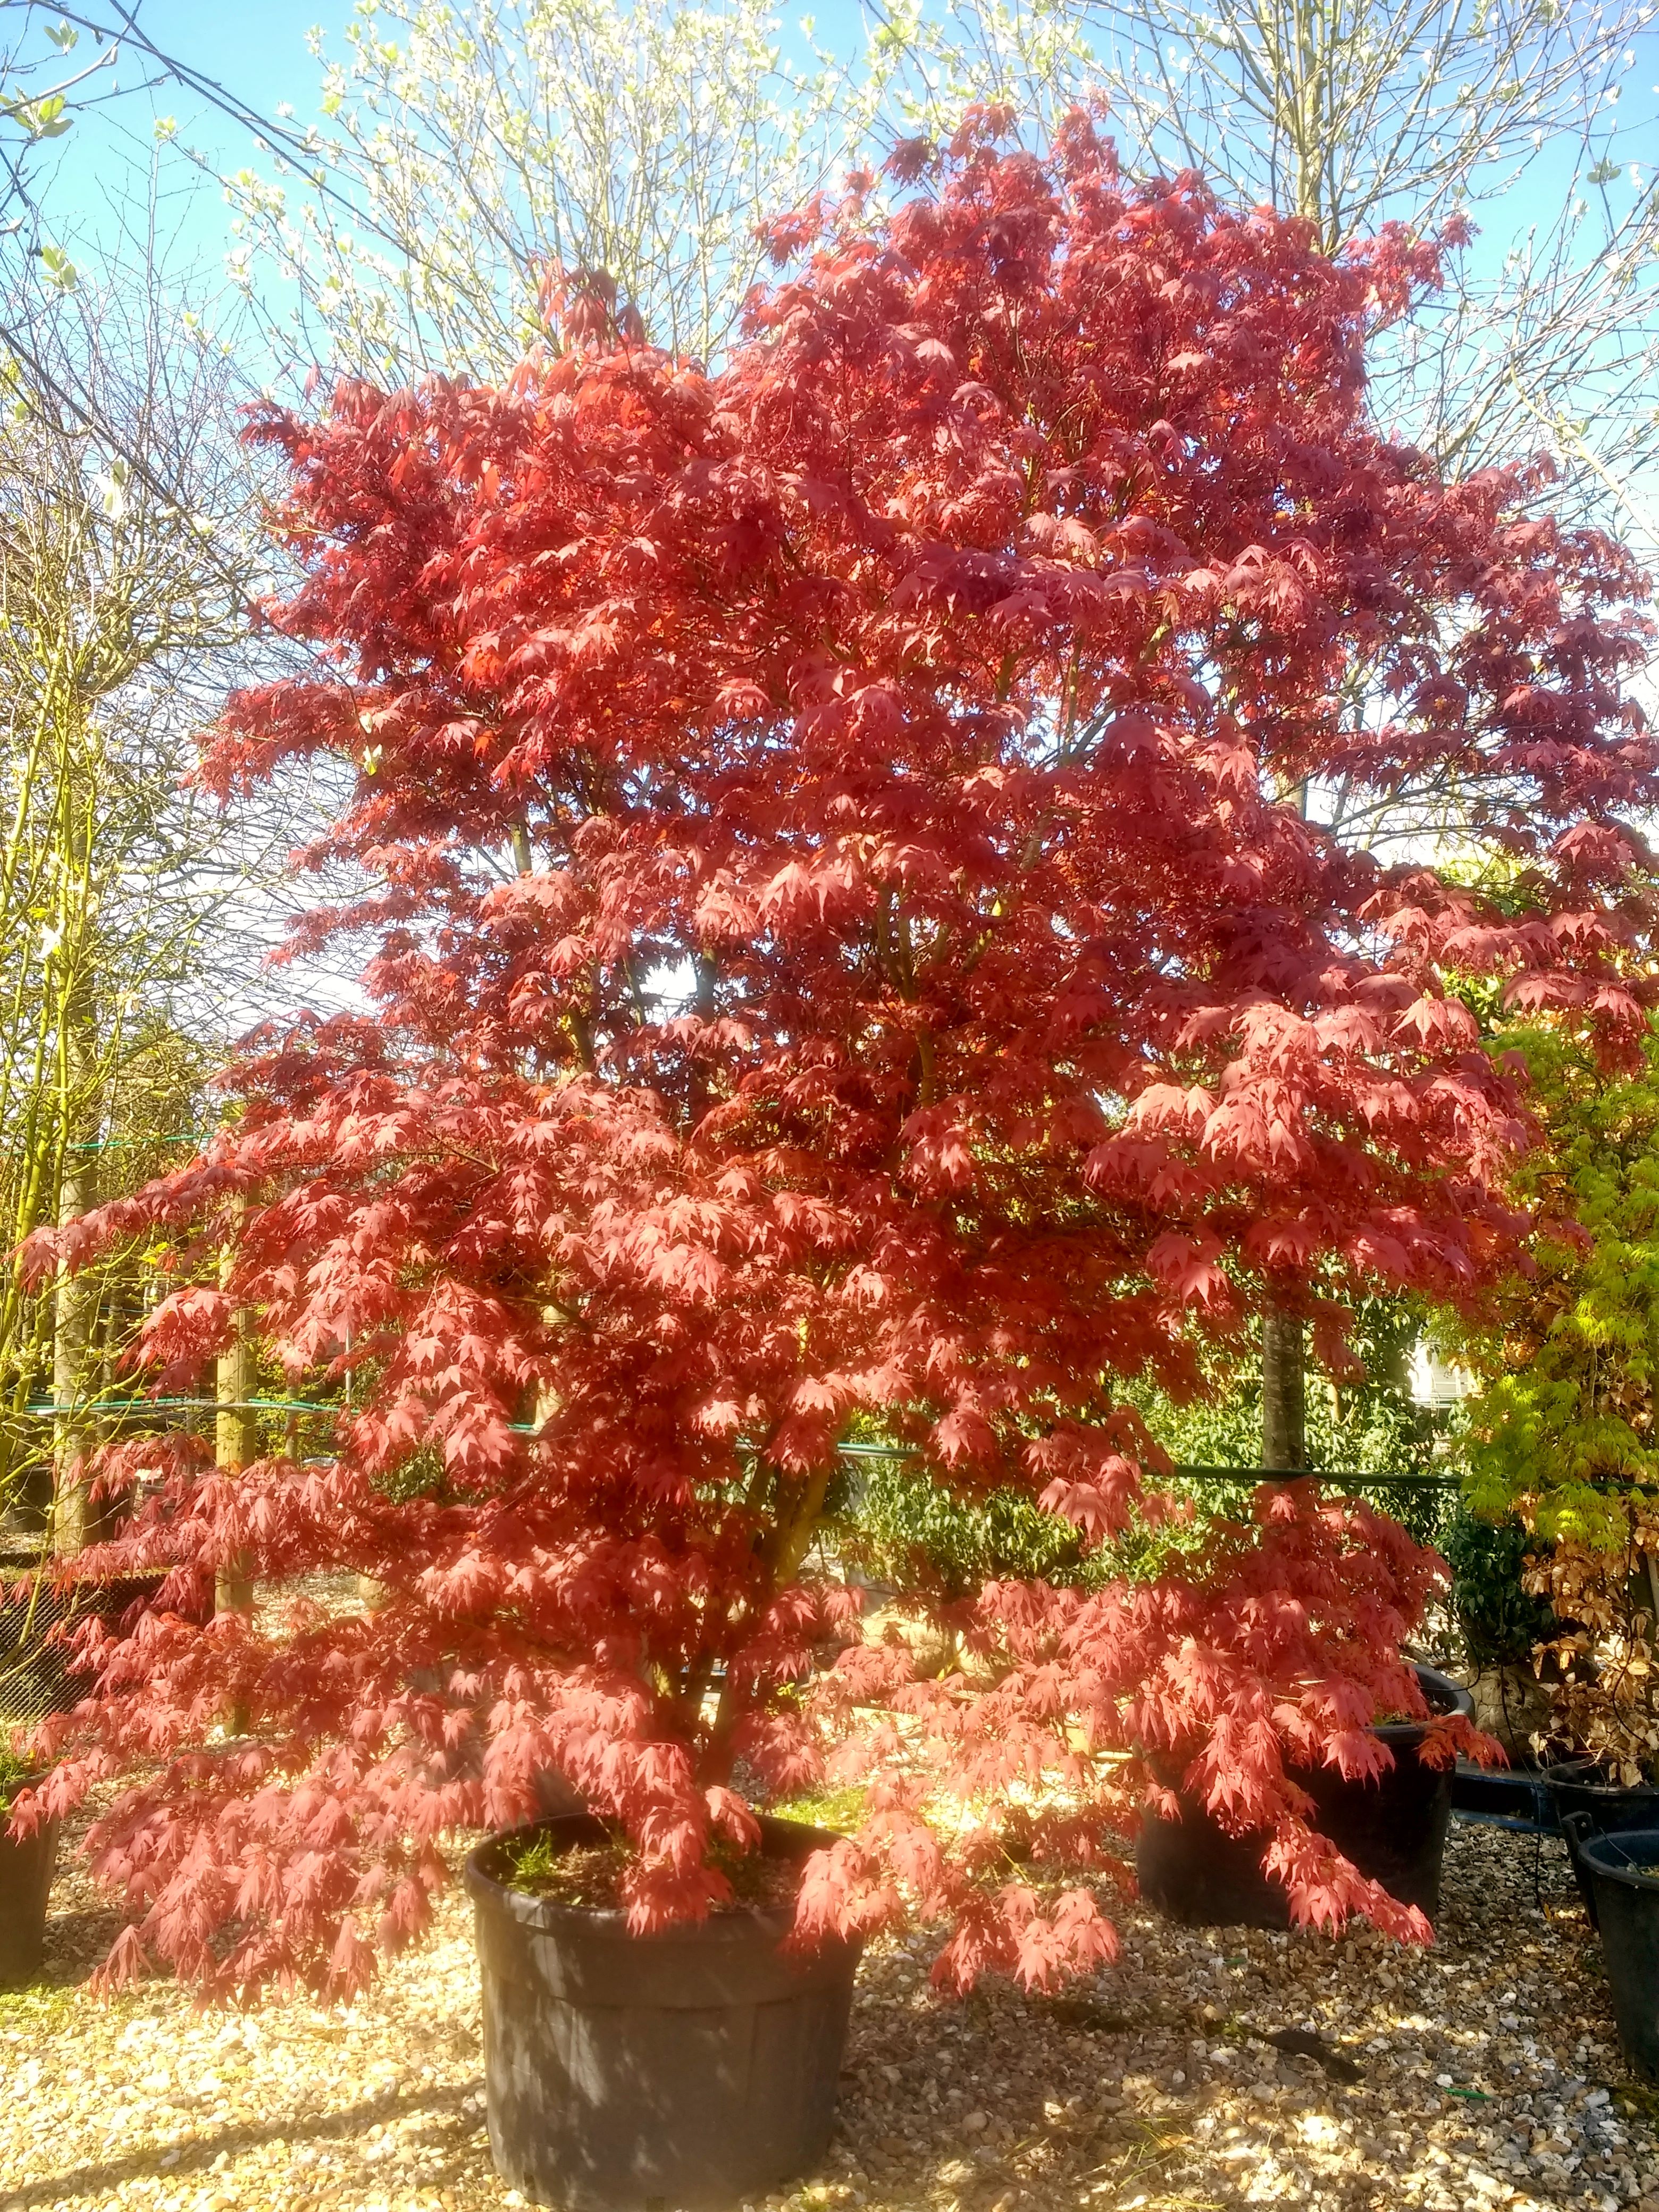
<box><xmin>828</xmin><ymin>1454</ymin><xmax>1092</xmax><ymax>1598</ymax></box>
<box><xmin>1443</xmin><ymin>1511</ymin><xmax>1556</xmax><ymax>1669</ymax></box>
<box><xmin>1121</xmin><ymin>1296</ymin><xmax>1447</xmax><ymax>1481</ymax></box>
<box><xmin>1453</xmin><ymin>1019</ymin><xmax>1659</xmax><ymax>1543</ymax></box>
<box><xmin>0</xmin><ymin>1748</ymin><xmax>35</xmax><ymax>1810</ymax></box>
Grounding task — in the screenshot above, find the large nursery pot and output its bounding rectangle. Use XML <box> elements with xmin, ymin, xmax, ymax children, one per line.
<box><xmin>0</xmin><ymin>1774</ymin><xmax>59</xmax><ymax>1985</ymax></box>
<box><xmin>465</xmin><ymin>1811</ymin><xmax>864</xmax><ymax>2212</ymax></box>
<box><xmin>1543</xmin><ymin>1758</ymin><xmax>1659</xmax><ymax>1928</ymax></box>
<box><xmin>1136</xmin><ymin>1663</ymin><xmax>1475</xmax><ymax>1930</ymax></box>
<box><xmin>1561</xmin><ymin>1818</ymin><xmax>1659</xmax><ymax>2080</ymax></box>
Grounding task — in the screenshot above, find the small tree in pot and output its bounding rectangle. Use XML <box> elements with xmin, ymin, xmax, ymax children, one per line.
<box><xmin>21</xmin><ymin>115</ymin><xmax>1659</xmax><ymax>2204</ymax></box>
<box><xmin>1453</xmin><ymin>1024</ymin><xmax>1659</xmax><ymax>2065</ymax></box>
<box><xmin>1443</xmin><ymin>1510</ymin><xmax>1561</xmax><ymax>1757</ymax></box>
<box><xmin>1455</xmin><ymin>1020</ymin><xmax>1659</xmax><ymax>1886</ymax></box>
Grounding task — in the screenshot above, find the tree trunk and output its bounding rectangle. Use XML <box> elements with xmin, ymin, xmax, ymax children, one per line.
<box><xmin>216</xmin><ymin>1261</ymin><xmax>257</xmax><ymax>1736</ymax></box>
<box><xmin>50</xmin><ymin>1138</ymin><xmax>97</xmax><ymax>1556</ymax></box>
<box><xmin>1261</xmin><ymin>1301</ymin><xmax>1306</xmax><ymax>1470</ymax></box>
<box><xmin>215</xmin><ymin>1296</ymin><xmax>257</xmax><ymax>1625</ymax></box>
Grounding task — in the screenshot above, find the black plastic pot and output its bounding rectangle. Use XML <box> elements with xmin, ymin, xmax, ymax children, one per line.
<box><xmin>1562</xmin><ymin>1818</ymin><xmax>1659</xmax><ymax>2080</ymax></box>
<box><xmin>1543</xmin><ymin>1760</ymin><xmax>1659</xmax><ymax>1927</ymax></box>
<box><xmin>465</xmin><ymin>1812</ymin><xmax>863</xmax><ymax>2212</ymax></box>
<box><xmin>1451</xmin><ymin>1758</ymin><xmax>1555</xmax><ymax>1830</ymax></box>
<box><xmin>1136</xmin><ymin>1663</ymin><xmax>1476</xmax><ymax>1930</ymax></box>
<box><xmin>0</xmin><ymin>1776</ymin><xmax>59</xmax><ymax>1985</ymax></box>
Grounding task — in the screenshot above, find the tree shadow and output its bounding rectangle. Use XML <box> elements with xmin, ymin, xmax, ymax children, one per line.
<box><xmin>10</xmin><ymin>2078</ymin><xmax>485</xmax><ymax>2206</ymax></box>
<box><xmin>36</xmin><ymin>1903</ymin><xmax>131</xmax><ymax>1987</ymax></box>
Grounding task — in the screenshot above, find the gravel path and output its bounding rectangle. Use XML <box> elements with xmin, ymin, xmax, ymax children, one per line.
<box><xmin>4</xmin><ymin>1819</ymin><xmax>1658</xmax><ymax>2212</ymax></box>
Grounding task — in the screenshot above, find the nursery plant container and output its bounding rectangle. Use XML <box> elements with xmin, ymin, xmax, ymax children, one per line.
<box><xmin>1451</xmin><ymin>1758</ymin><xmax>1554</xmax><ymax>1831</ymax></box>
<box><xmin>1561</xmin><ymin>1817</ymin><xmax>1659</xmax><ymax>2080</ymax></box>
<box><xmin>1543</xmin><ymin>1759</ymin><xmax>1659</xmax><ymax>1927</ymax></box>
<box><xmin>1136</xmin><ymin>1663</ymin><xmax>1476</xmax><ymax>1930</ymax></box>
<box><xmin>465</xmin><ymin>1811</ymin><xmax>862</xmax><ymax>2212</ymax></box>
<box><xmin>0</xmin><ymin>1775</ymin><xmax>58</xmax><ymax>1985</ymax></box>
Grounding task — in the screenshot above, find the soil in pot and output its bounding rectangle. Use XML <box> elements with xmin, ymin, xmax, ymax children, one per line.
<box><xmin>465</xmin><ymin>1811</ymin><xmax>863</xmax><ymax>2212</ymax></box>
<box><xmin>0</xmin><ymin>1763</ymin><xmax>58</xmax><ymax>1985</ymax></box>
<box><xmin>1542</xmin><ymin>1758</ymin><xmax>1659</xmax><ymax>1926</ymax></box>
<box><xmin>1563</xmin><ymin>1820</ymin><xmax>1659</xmax><ymax>2080</ymax></box>
<box><xmin>1136</xmin><ymin>1663</ymin><xmax>1475</xmax><ymax>1930</ymax></box>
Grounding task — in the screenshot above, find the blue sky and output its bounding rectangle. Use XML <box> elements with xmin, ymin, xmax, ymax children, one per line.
<box><xmin>23</xmin><ymin>1</ymin><xmax>866</xmax><ymax>309</ymax></box>
<box><xmin>28</xmin><ymin>1</ymin><xmax>341</xmax><ymax>268</ymax></box>
<box><xmin>21</xmin><ymin>1</ymin><xmax>1659</xmax><ymax>342</ymax></box>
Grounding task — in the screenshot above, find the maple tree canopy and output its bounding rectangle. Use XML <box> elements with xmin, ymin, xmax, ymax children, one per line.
<box><xmin>20</xmin><ymin>112</ymin><xmax>1658</xmax><ymax>1997</ymax></box>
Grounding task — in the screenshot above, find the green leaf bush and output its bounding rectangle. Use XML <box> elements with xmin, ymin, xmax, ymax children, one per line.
<box><xmin>1451</xmin><ymin>1018</ymin><xmax>1659</xmax><ymax>1776</ymax></box>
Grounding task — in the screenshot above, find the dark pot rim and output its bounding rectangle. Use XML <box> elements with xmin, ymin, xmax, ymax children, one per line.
<box><xmin>1542</xmin><ymin>1757</ymin><xmax>1659</xmax><ymax>1799</ymax></box>
<box><xmin>1577</xmin><ymin>1824</ymin><xmax>1659</xmax><ymax>1892</ymax></box>
<box><xmin>1371</xmin><ymin>1662</ymin><xmax>1474</xmax><ymax>1745</ymax></box>
<box><xmin>1160</xmin><ymin>1661</ymin><xmax>1472</xmax><ymax>1772</ymax></box>
<box><xmin>465</xmin><ymin>1809</ymin><xmax>843</xmax><ymax>1938</ymax></box>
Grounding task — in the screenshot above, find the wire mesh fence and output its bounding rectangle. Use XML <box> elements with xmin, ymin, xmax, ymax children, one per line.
<box><xmin>0</xmin><ymin>1552</ymin><xmax>211</xmax><ymax>1724</ymax></box>
<box><xmin>0</xmin><ymin>1440</ymin><xmax>1463</xmax><ymax>1725</ymax></box>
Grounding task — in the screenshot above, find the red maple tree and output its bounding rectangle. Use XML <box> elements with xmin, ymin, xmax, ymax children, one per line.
<box><xmin>20</xmin><ymin>112</ymin><xmax>1657</xmax><ymax>1996</ymax></box>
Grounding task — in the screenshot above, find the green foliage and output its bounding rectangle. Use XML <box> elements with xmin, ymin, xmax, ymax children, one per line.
<box><xmin>831</xmin><ymin>1295</ymin><xmax>1452</xmax><ymax>1598</ymax></box>
<box><xmin>1453</xmin><ymin>1019</ymin><xmax>1659</xmax><ymax>1548</ymax></box>
<box><xmin>829</xmin><ymin>1454</ymin><xmax>1092</xmax><ymax>1598</ymax></box>
<box><xmin>832</xmin><ymin>1446</ymin><xmax>1256</xmax><ymax>1595</ymax></box>
<box><xmin>831</xmin><ymin>1297</ymin><xmax>1451</xmax><ymax>1598</ymax></box>
<box><xmin>373</xmin><ymin>1439</ymin><xmax>451</xmax><ymax>1505</ymax></box>
<box><xmin>1442</xmin><ymin>1511</ymin><xmax>1557</xmax><ymax>1668</ymax></box>
<box><xmin>1118</xmin><ymin>1300</ymin><xmax>1455</xmax><ymax>1559</ymax></box>
<box><xmin>772</xmin><ymin>1782</ymin><xmax>867</xmax><ymax>1833</ymax></box>
<box><xmin>0</xmin><ymin>1747</ymin><xmax>35</xmax><ymax>1809</ymax></box>
<box><xmin>1442</xmin><ymin>1017</ymin><xmax>1659</xmax><ymax>1766</ymax></box>
<box><xmin>1123</xmin><ymin>1297</ymin><xmax>1447</xmax><ymax>1479</ymax></box>
<box><xmin>502</xmin><ymin>1828</ymin><xmax>561</xmax><ymax>1884</ymax></box>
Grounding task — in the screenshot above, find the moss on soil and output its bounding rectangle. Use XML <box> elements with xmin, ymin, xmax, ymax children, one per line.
<box><xmin>501</xmin><ymin>1829</ymin><xmax>801</xmax><ymax>1910</ymax></box>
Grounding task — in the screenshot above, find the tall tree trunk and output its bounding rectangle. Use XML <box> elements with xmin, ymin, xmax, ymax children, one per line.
<box><xmin>216</xmin><ymin>1241</ymin><xmax>257</xmax><ymax>1736</ymax></box>
<box><xmin>51</xmin><ymin>1125</ymin><xmax>97</xmax><ymax>1557</ymax></box>
<box><xmin>49</xmin><ymin>704</ymin><xmax>102</xmax><ymax>1557</ymax></box>
<box><xmin>215</xmin><ymin>1285</ymin><xmax>257</xmax><ymax>1624</ymax></box>
<box><xmin>1261</xmin><ymin>1300</ymin><xmax>1306</xmax><ymax>1470</ymax></box>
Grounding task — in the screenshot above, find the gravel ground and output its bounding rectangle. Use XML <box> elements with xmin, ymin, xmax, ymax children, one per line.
<box><xmin>4</xmin><ymin>1817</ymin><xmax>1658</xmax><ymax>2212</ymax></box>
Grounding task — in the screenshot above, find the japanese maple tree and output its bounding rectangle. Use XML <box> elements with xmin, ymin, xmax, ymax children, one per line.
<box><xmin>21</xmin><ymin>112</ymin><xmax>1659</xmax><ymax>1997</ymax></box>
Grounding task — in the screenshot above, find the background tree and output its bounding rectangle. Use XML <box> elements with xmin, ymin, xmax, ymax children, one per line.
<box><xmin>900</xmin><ymin>0</ymin><xmax>1658</xmax><ymax>525</ymax></box>
<box><xmin>1442</xmin><ymin>1013</ymin><xmax>1659</xmax><ymax>1773</ymax></box>
<box><xmin>24</xmin><ymin>123</ymin><xmax>1655</xmax><ymax>1995</ymax></box>
<box><xmin>1459</xmin><ymin>1021</ymin><xmax>1659</xmax><ymax>1527</ymax></box>
<box><xmin>211</xmin><ymin>0</ymin><xmax>874</xmax><ymax>382</ymax></box>
<box><xmin>0</xmin><ymin>271</ymin><xmax>305</xmax><ymax>1556</ymax></box>
<box><xmin>0</xmin><ymin>7</ymin><xmax>247</xmax><ymax>444</ymax></box>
